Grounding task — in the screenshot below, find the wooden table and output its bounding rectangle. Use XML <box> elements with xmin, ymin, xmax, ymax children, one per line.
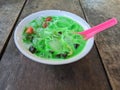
<box><xmin>0</xmin><ymin>0</ymin><xmax>120</xmax><ymax>90</ymax></box>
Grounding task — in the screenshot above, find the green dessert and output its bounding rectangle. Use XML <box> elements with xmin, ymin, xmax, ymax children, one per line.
<box><xmin>22</xmin><ymin>16</ymin><xmax>86</xmax><ymax>59</ymax></box>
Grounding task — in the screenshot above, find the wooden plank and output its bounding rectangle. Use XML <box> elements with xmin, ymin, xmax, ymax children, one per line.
<box><xmin>79</xmin><ymin>0</ymin><xmax>120</xmax><ymax>89</ymax></box>
<box><xmin>0</xmin><ymin>0</ymin><xmax>111</xmax><ymax>90</ymax></box>
<box><xmin>0</xmin><ymin>0</ymin><xmax>26</xmax><ymax>56</ymax></box>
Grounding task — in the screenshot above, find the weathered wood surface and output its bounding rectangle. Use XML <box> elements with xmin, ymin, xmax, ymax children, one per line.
<box><xmin>0</xmin><ymin>0</ymin><xmax>111</xmax><ymax>90</ymax></box>
<box><xmin>0</xmin><ymin>38</ymin><xmax>111</xmax><ymax>90</ymax></box>
<box><xmin>0</xmin><ymin>0</ymin><xmax>26</xmax><ymax>56</ymax></box>
<box><xmin>80</xmin><ymin>0</ymin><xmax>120</xmax><ymax>89</ymax></box>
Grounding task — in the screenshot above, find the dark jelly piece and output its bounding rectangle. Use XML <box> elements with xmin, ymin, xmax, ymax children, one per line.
<box><xmin>58</xmin><ymin>31</ymin><xmax>62</xmax><ymax>34</ymax></box>
<box><xmin>49</xmin><ymin>50</ymin><xmax>54</xmax><ymax>54</ymax></box>
<box><xmin>56</xmin><ymin>53</ymin><xmax>68</xmax><ymax>58</ymax></box>
<box><xmin>61</xmin><ymin>53</ymin><xmax>67</xmax><ymax>58</ymax></box>
<box><xmin>74</xmin><ymin>44</ymin><xmax>80</xmax><ymax>49</ymax></box>
<box><xmin>56</xmin><ymin>54</ymin><xmax>62</xmax><ymax>58</ymax></box>
<box><xmin>29</xmin><ymin>46</ymin><xmax>36</xmax><ymax>53</ymax></box>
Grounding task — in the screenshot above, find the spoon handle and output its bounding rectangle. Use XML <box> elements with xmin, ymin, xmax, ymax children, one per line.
<box><xmin>78</xmin><ymin>18</ymin><xmax>118</xmax><ymax>39</ymax></box>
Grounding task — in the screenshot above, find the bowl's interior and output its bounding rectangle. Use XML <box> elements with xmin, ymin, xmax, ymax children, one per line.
<box><xmin>14</xmin><ymin>10</ymin><xmax>94</xmax><ymax>65</ymax></box>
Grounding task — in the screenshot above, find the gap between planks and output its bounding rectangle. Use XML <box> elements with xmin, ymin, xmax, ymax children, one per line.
<box><xmin>79</xmin><ymin>0</ymin><xmax>112</xmax><ymax>89</ymax></box>
<box><xmin>0</xmin><ymin>0</ymin><xmax>27</xmax><ymax>60</ymax></box>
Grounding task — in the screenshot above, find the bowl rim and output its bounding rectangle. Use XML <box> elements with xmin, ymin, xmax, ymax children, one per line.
<box><xmin>14</xmin><ymin>10</ymin><xmax>94</xmax><ymax>65</ymax></box>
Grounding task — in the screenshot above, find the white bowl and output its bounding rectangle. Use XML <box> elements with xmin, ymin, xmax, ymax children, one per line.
<box><xmin>14</xmin><ymin>10</ymin><xmax>94</xmax><ymax>65</ymax></box>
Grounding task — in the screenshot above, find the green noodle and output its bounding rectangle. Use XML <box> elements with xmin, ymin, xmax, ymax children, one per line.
<box><xmin>22</xmin><ymin>16</ymin><xmax>86</xmax><ymax>59</ymax></box>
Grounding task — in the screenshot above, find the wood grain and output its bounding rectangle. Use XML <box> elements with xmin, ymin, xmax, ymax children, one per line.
<box><xmin>0</xmin><ymin>0</ymin><xmax>26</xmax><ymax>56</ymax></box>
<box><xmin>0</xmin><ymin>0</ymin><xmax>111</xmax><ymax>90</ymax></box>
<box><xmin>80</xmin><ymin>0</ymin><xmax>120</xmax><ymax>89</ymax></box>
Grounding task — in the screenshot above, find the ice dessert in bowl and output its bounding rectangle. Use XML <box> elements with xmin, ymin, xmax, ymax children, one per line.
<box><xmin>14</xmin><ymin>10</ymin><xmax>94</xmax><ymax>65</ymax></box>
